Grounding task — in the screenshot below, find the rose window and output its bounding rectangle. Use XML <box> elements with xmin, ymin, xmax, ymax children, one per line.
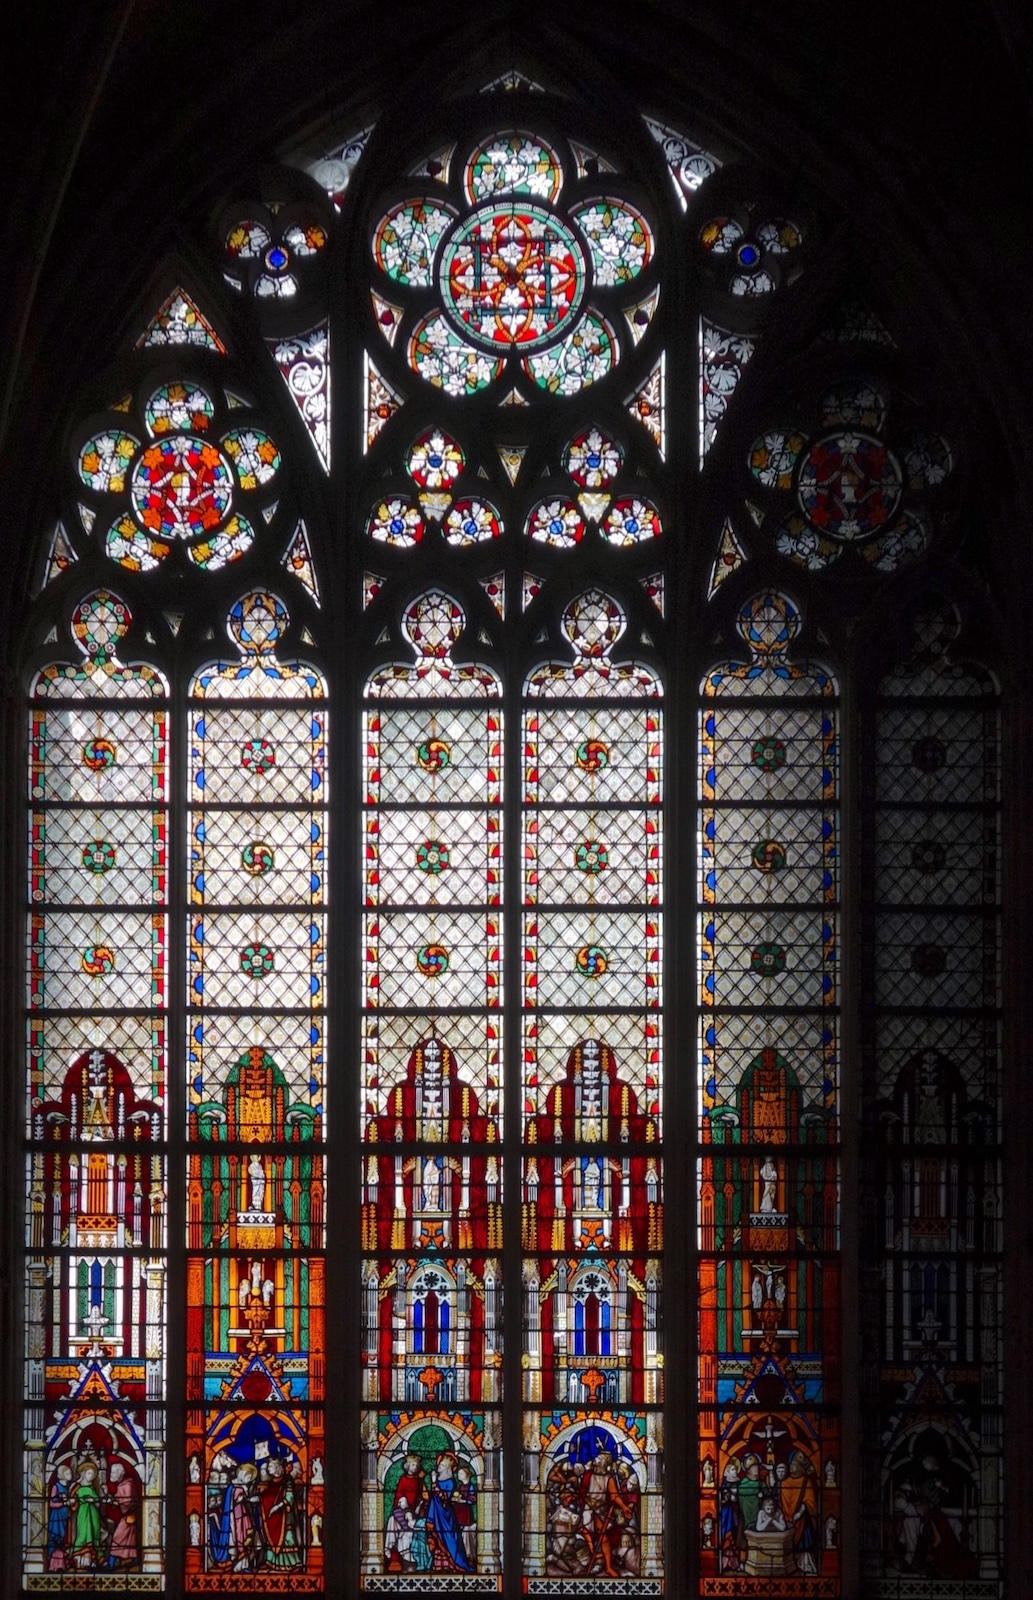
<box><xmin>371</xmin><ymin>128</ymin><xmax>657</xmax><ymax>398</ymax></box>
<box><xmin>74</xmin><ymin>379</ymin><xmax>281</xmax><ymax>573</ymax></box>
<box><xmin>745</xmin><ymin>379</ymin><xmax>954</xmax><ymax>572</ymax></box>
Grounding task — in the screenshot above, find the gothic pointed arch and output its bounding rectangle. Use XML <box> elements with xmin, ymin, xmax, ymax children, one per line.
<box><xmin>2</xmin><ymin>12</ymin><xmax>1024</xmax><ymax>1600</ymax></box>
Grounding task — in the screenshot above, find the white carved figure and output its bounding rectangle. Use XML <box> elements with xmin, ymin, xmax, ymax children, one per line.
<box><xmin>759</xmin><ymin>1154</ymin><xmax>778</xmax><ymax>1213</ymax></box>
<box><xmin>248</xmin><ymin>1153</ymin><xmax>266</xmax><ymax>1212</ymax></box>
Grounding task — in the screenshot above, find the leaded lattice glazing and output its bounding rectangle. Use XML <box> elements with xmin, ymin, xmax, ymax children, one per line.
<box><xmin>361</xmin><ymin>594</ymin><xmax>504</xmax><ymax>1586</ymax></box>
<box><xmin>859</xmin><ymin>608</ymin><xmax>1002</xmax><ymax>1597</ymax></box>
<box><xmin>15</xmin><ymin>59</ymin><xmax>1006</xmax><ymax>1600</ymax></box>
<box><xmin>697</xmin><ymin>593</ymin><xmax>841</xmax><ymax>1596</ymax></box>
<box><xmin>185</xmin><ymin>592</ymin><xmax>327</xmax><ymax>1591</ymax></box>
<box><xmin>24</xmin><ymin>593</ymin><xmax>169</xmax><ymax>1586</ymax></box>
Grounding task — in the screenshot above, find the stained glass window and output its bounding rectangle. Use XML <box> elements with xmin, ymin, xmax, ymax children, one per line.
<box><xmin>14</xmin><ymin>56</ymin><xmax>1007</xmax><ymax>1600</ymax></box>
<box><xmin>522</xmin><ymin>590</ymin><xmax>664</xmax><ymax>1587</ymax></box>
<box><xmin>361</xmin><ymin>590</ymin><xmax>504</xmax><ymax>1584</ymax></box>
<box><xmin>185</xmin><ymin>591</ymin><xmax>327</xmax><ymax>1589</ymax></box>
<box><xmin>697</xmin><ymin>592</ymin><xmax>840</xmax><ymax>1593</ymax></box>
<box><xmin>25</xmin><ymin>592</ymin><xmax>169</xmax><ymax>1583</ymax></box>
<box><xmin>859</xmin><ymin>603</ymin><xmax>1002</xmax><ymax>1592</ymax></box>
<box><xmin>358</xmin><ymin>101</ymin><xmax>668</xmax><ymax>1592</ymax></box>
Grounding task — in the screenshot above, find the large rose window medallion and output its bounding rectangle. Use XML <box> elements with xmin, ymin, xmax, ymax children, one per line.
<box><xmin>796</xmin><ymin>431</ymin><xmax>902</xmax><ymax>542</ymax></box>
<box><xmin>745</xmin><ymin>380</ymin><xmax>953</xmax><ymax>573</ymax></box>
<box><xmin>75</xmin><ymin>380</ymin><xmax>282</xmax><ymax>574</ymax></box>
<box><xmin>439</xmin><ymin>203</ymin><xmax>587</xmax><ymax>349</ymax></box>
<box><xmin>371</xmin><ymin>130</ymin><xmax>657</xmax><ymax>397</ymax></box>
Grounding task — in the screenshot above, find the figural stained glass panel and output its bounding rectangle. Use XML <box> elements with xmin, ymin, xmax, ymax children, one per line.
<box><xmin>522</xmin><ymin>591</ymin><xmax>665</xmax><ymax>1591</ymax></box>
<box><xmin>361</xmin><ymin>592</ymin><xmax>504</xmax><ymax>1589</ymax></box>
<box><xmin>185</xmin><ymin>592</ymin><xmax>327</xmax><ymax>1591</ymax></box>
<box><xmin>859</xmin><ymin>607</ymin><xmax>1002</xmax><ymax>1597</ymax></box>
<box><xmin>698</xmin><ymin>593</ymin><xmax>840</xmax><ymax>1595</ymax></box>
<box><xmin>24</xmin><ymin>593</ymin><xmax>168</xmax><ymax>1588</ymax></box>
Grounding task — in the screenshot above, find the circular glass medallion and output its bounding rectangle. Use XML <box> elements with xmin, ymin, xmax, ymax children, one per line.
<box><xmin>187</xmin><ymin>514</ymin><xmax>255</xmax><ymax>571</ymax></box>
<box><xmin>82</xmin><ymin>738</ymin><xmax>117</xmax><ymax>770</ymax></box>
<box><xmin>439</xmin><ymin>202</ymin><xmax>587</xmax><ymax>351</ymax></box>
<box><xmin>464</xmin><ymin>134</ymin><xmax>563</xmax><ymax>204</ymax></box>
<box><xmin>417</xmin><ymin>739</ymin><xmax>451</xmax><ymax>771</ymax></box>
<box><xmin>406</xmin><ymin>428</ymin><xmax>464</xmax><ymax>489</ymax></box>
<box><xmin>750</xmin><ymin>942</ymin><xmax>787</xmax><ymax>975</ymax></box>
<box><xmin>756</xmin><ymin>217</ymin><xmax>802</xmax><ymax>255</ymax></box>
<box><xmin>751</xmin><ymin>840</ymin><xmax>787</xmax><ymax>874</ymax></box>
<box><xmin>241</xmin><ymin>738</ymin><xmax>276</xmax><ymax>774</ymax></box>
<box><xmin>240</xmin><ymin>943</ymin><xmax>275</xmax><ymax>978</ymax></box>
<box><xmin>749</xmin><ymin>430</ymin><xmax>806</xmax><ymax>492</ymax></box>
<box><xmin>131</xmin><ymin>437</ymin><xmax>233</xmax><ymax>539</ymax></box>
<box><xmin>575</xmin><ymin>840</ymin><xmax>608</xmax><ymax>874</ymax></box>
<box><xmin>864</xmin><ymin>511</ymin><xmax>929</xmax><ymax>571</ymax></box>
<box><xmin>82</xmin><ymin>840</ymin><xmax>117</xmax><ymax>873</ymax></box>
<box><xmin>527</xmin><ymin>497</ymin><xmax>585</xmax><ymax>548</ymax></box>
<box><xmin>228</xmin><ymin>591</ymin><xmax>288</xmax><ymax>653</ymax></box>
<box><xmin>106</xmin><ymin>515</ymin><xmax>170</xmax><ymax>572</ymax></box>
<box><xmin>523</xmin><ymin>310</ymin><xmax>617</xmax><ymax>395</ymax></box>
<box><xmin>367</xmin><ymin>496</ymin><xmax>424</xmax><ymax>547</ymax></box>
<box><xmin>78</xmin><ymin>431</ymin><xmax>139</xmax><ymax>494</ymax></box>
<box><xmin>222</xmin><ymin>428</ymin><xmax>281</xmax><ymax>489</ymax></box>
<box><xmin>373</xmin><ymin>200</ymin><xmax>456</xmax><ymax>286</ymax></box>
<box><xmin>602</xmin><ymin>497</ymin><xmax>662</xmax><ymax>546</ymax></box>
<box><xmin>226</xmin><ymin>220</ymin><xmax>271</xmax><ymax>259</ymax></box>
<box><xmin>416</xmin><ymin>839</ymin><xmax>450</xmax><ymax>874</ymax></box>
<box><xmin>444</xmin><ymin>498</ymin><xmax>501</xmax><ymax>546</ymax></box>
<box><xmin>751</xmin><ymin>736</ymin><xmax>787</xmax><ymax>771</ymax></box>
<box><xmin>145</xmin><ymin>383</ymin><xmax>214</xmax><ymax>436</ymax></box>
<box><xmin>575</xmin><ymin>944</ymin><xmax>608</xmax><ymax>976</ymax></box>
<box><xmin>797</xmin><ymin>432</ymin><xmax>902</xmax><ymax>542</ymax></box>
<box><xmin>72</xmin><ymin>592</ymin><xmax>131</xmax><ymax>658</ymax></box>
<box><xmin>416</xmin><ymin>943</ymin><xmax>449</xmax><ymax>976</ymax></box>
<box><xmin>564</xmin><ymin>427</ymin><xmax>622</xmax><ymax>487</ymax></box>
<box><xmin>700</xmin><ymin>217</ymin><xmax>743</xmax><ymax>255</ymax></box>
<box><xmin>409</xmin><ymin>311</ymin><xmax>503</xmax><ymax>396</ymax></box>
<box><xmin>821</xmin><ymin>381</ymin><xmax>887</xmax><ymax>432</ymax></box>
<box><xmin>81</xmin><ymin>944</ymin><xmax>115</xmax><ymax>976</ymax></box>
<box><xmin>575</xmin><ymin>739</ymin><xmax>609</xmax><ymax>772</ymax></box>
<box><xmin>242</xmin><ymin>841</ymin><xmax>275</xmax><ymax>875</ymax></box>
<box><xmin>570</xmin><ymin>199</ymin><xmax>653</xmax><ymax>286</ymax></box>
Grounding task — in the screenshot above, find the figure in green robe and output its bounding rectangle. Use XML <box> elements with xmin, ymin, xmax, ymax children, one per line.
<box><xmin>71</xmin><ymin>1465</ymin><xmax>103</xmax><ymax>1569</ymax></box>
<box><xmin>737</xmin><ymin>1455</ymin><xmax>763</xmax><ymax>1530</ymax></box>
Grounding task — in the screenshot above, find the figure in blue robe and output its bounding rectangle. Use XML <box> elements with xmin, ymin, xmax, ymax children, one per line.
<box><xmin>426</xmin><ymin>1452</ymin><xmax>472</xmax><ymax>1571</ymax></box>
<box><xmin>47</xmin><ymin>1465</ymin><xmax>73</xmax><ymax>1568</ymax></box>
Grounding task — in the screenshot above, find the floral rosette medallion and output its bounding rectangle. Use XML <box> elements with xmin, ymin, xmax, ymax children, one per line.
<box><xmin>75</xmin><ymin>379</ymin><xmax>282</xmax><ymax>574</ymax></box>
<box><xmin>370</xmin><ymin>128</ymin><xmax>658</xmax><ymax>398</ymax></box>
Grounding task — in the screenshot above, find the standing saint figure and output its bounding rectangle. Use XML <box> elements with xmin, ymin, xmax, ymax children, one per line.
<box><xmin>258</xmin><ymin>1457</ymin><xmax>301</xmax><ymax>1570</ymax></box>
<box><xmin>427</xmin><ymin>1451</ymin><xmax>472</xmax><ymax>1571</ymax></box>
<box><xmin>384</xmin><ymin>1452</ymin><xmax>425</xmax><ymax>1571</ymax></box>
<box><xmin>70</xmin><ymin>1463</ymin><xmax>103</xmax><ymax>1570</ymax></box>
<box><xmin>579</xmin><ymin>1449</ymin><xmax>635</xmax><ymax>1578</ymax></box>
<box><xmin>759</xmin><ymin>1154</ymin><xmax>778</xmax><ymax>1214</ymax></box>
<box><xmin>209</xmin><ymin>1462</ymin><xmax>260</xmax><ymax>1571</ymax></box>
<box><xmin>106</xmin><ymin>1462</ymin><xmax>139</xmax><ymax>1568</ymax></box>
<box><xmin>780</xmin><ymin>1450</ymin><xmax>819</xmax><ymax>1574</ymax></box>
<box><xmin>248</xmin><ymin>1154</ymin><xmax>267</xmax><ymax>1212</ymax></box>
<box><xmin>47</xmin><ymin>1463</ymin><xmax>73</xmax><ymax>1570</ymax></box>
